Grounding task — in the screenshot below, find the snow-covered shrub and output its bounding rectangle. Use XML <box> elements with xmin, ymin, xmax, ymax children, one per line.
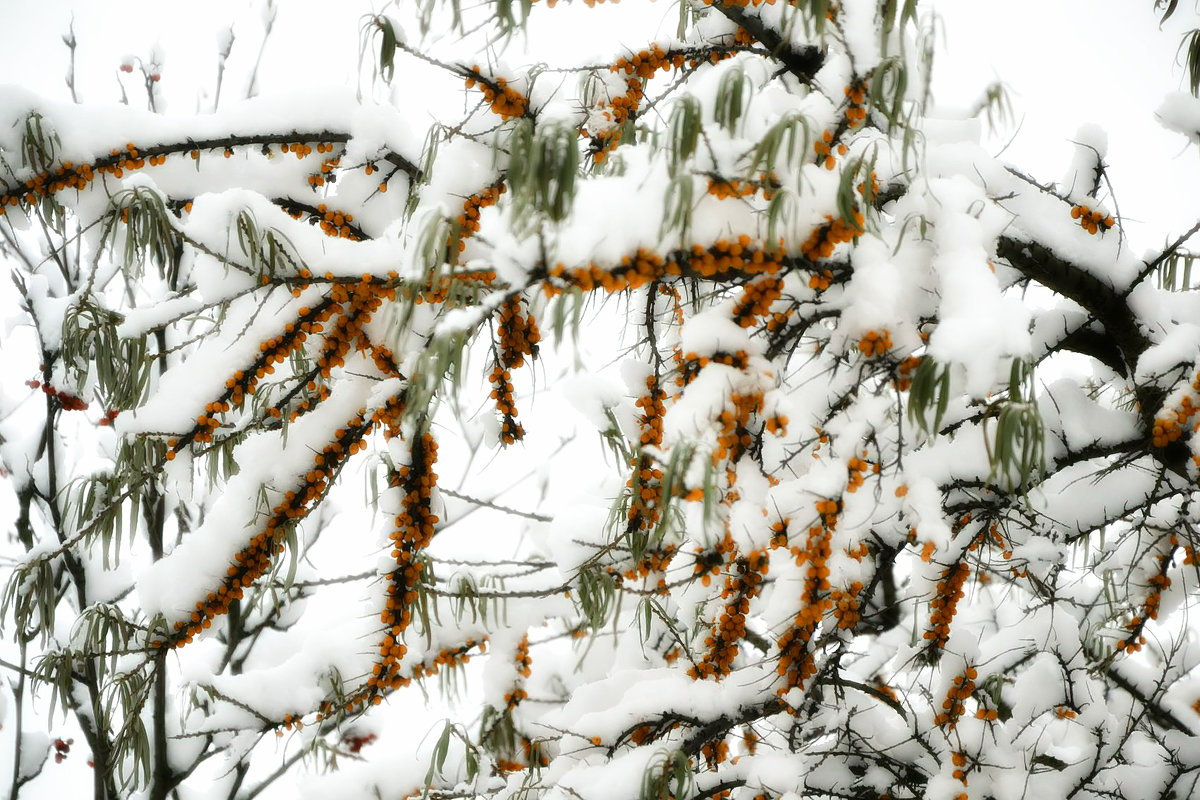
<box><xmin>3</xmin><ymin>2</ymin><xmax>1200</xmax><ymax>799</ymax></box>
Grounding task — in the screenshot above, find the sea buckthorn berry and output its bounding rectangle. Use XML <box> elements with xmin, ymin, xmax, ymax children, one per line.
<box><xmin>894</xmin><ymin>355</ymin><xmax>921</xmax><ymax>391</ymax></box>
<box><xmin>802</xmin><ymin>212</ymin><xmax>863</xmax><ymax>260</ymax></box>
<box><xmin>857</xmin><ymin>329</ymin><xmax>893</xmax><ymax>358</ymax></box>
<box><xmin>731</xmin><ymin>276</ymin><xmax>784</xmax><ymax>328</ymax></box>
<box><xmin>691</xmin><ymin>546</ymin><xmax>768</xmax><ymax>680</ymax></box>
<box><xmin>466</xmin><ymin>68</ymin><xmax>528</xmax><ymax>121</ymax></box>
<box><xmin>924</xmin><ymin>562</ymin><xmax>970</xmax><ymax>650</ymax></box>
<box><xmin>933</xmin><ymin>667</ymin><xmax>977</xmax><ymax>730</ymax></box>
<box><xmin>1070</xmin><ymin>204</ymin><xmax>1114</xmax><ymax>235</ymax></box>
<box><xmin>706</xmin><ymin>177</ymin><xmax>757</xmax><ymax>200</ymax></box>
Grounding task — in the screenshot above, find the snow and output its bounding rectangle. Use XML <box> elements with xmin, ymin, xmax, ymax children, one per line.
<box><xmin>1157</xmin><ymin>91</ymin><xmax>1200</xmax><ymax>145</ymax></box>
<box><xmin>2</xmin><ymin>3</ymin><xmax>1200</xmax><ymax>800</ymax></box>
<box><xmin>1062</xmin><ymin>122</ymin><xmax>1108</xmax><ymax>203</ymax></box>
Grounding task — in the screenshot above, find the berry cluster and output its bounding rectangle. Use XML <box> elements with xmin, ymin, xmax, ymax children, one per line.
<box><xmin>698</xmin><ymin>0</ymin><xmax>779</xmax><ymax>7</ymax></box>
<box><xmin>806</xmin><ymin>268</ymin><xmax>833</xmax><ymax>291</ymax></box>
<box><xmin>686</xmin><ymin>238</ymin><xmax>786</xmax><ymax>280</ymax></box>
<box><xmin>706</xmin><ymin>172</ymin><xmax>779</xmax><ymax>201</ymax></box>
<box><xmin>279</xmin><ymin>142</ymin><xmax>324</xmax><ymax>160</ymax></box>
<box><xmin>362</xmin><ymin>431</ymin><xmax>440</xmax><ymax>707</ymax></box>
<box><xmin>1070</xmin><ymin>204</ymin><xmax>1114</xmax><ymax>235</ymax></box>
<box><xmin>628</xmin><ymin>720</ymin><xmax>676</xmax><ymax>746</ymax></box>
<box><xmin>715</xmin><ymin>392</ymin><xmax>764</xmax><ymax>487</ymax></box>
<box><xmin>830</xmin><ymin>581</ymin><xmax>863</xmax><ymax>630</ymax></box>
<box><xmin>25</xmin><ymin>379</ymin><xmax>88</xmax><ymax>411</ymax></box>
<box><xmin>893</xmin><ymin>355</ymin><xmax>921</xmax><ymax>392</ymax></box>
<box><xmin>933</xmin><ymin>666</ymin><xmax>978</xmax><ymax>729</ymax></box>
<box><xmin>776</xmin><ymin>500</ymin><xmax>839</xmax><ymax>703</ymax></box>
<box><xmin>627</xmin><ymin>375</ymin><xmax>666</xmax><ymax>535</ymax></box>
<box><xmin>699</xmin><ymin>739</ymin><xmax>729</xmax><ymax>769</ymax></box>
<box><xmin>813</xmin><ymin>130</ymin><xmax>848</xmax><ymax>171</ymax></box>
<box><xmin>768</xmin><ymin>517</ymin><xmax>791</xmax><ymax>549</ymax></box>
<box><xmin>453</xmin><ymin>182</ymin><xmax>505</xmax><ymax>249</ymax></box>
<box><xmin>973</xmin><ymin>704</ymin><xmax>999</xmax><ymax>722</ymax></box>
<box><xmin>693</xmin><ymin>531</ymin><xmax>737</xmax><ymax>588</ymax></box>
<box><xmin>584</xmin><ymin>45</ymin><xmax>684</xmax><ymax>162</ymax></box>
<box><xmin>586</xmin><ymin>42</ymin><xmax>745</xmax><ymax>162</ymax></box>
<box><xmin>857</xmin><ymin>329</ymin><xmax>892</xmax><ymax>357</ymax></box>
<box><xmin>310</xmin><ymin>203</ymin><xmax>359</xmax><ymax>240</ymax></box>
<box><xmin>496</xmin><ymin>297</ymin><xmax>541</xmax><ymax>370</ymax></box>
<box><xmin>741</xmin><ymin>726</ymin><xmax>758</xmax><ymax>755</ymax></box>
<box><xmin>764</xmin><ymin>412</ymin><xmax>789</xmax><ymax>436</ymax></box>
<box><xmin>312</xmin><ymin>639</ymin><xmax>484</xmax><ymax>730</ymax></box>
<box><xmin>416</xmin><ymin>268</ymin><xmax>497</xmax><ymax>305</ymax></box>
<box><xmin>924</xmin><ymin>561</ymin><xmax>970</xmax><ymax>651</ymax></box>
<box><xmin>858</xmin><ymin>169</ymin><xmax>881</xmax><ymax>200</ymax></box>
<box><xmin>846</xmin><ymin>454</ymin><xmax>876</xmax><ymax>493</ymax></box>
<box><xmin>53</xmin><ymin>737</ymin><xmax>73</xmax><ymax>764</ymax></box>
<box><xmin>731</xmin><ymin>276</ymin><xmax>785</xmax><ymax>328</ymax></box>
<box><xmin>489</xmin><ymin>365</ymin><xmax>522</xmax><ymax>445</ymax></box>
<box><xmin>679</xmin><ymin>349</ymin><xmax>749</xmax><ymax>388</ymax></box>
<box><xmin>490</xmin><ymin>297</ymin><xmax>542</xmax><ymax>445</ymax></box>
<box><xmin>619</xmin><ymin>545</ymin><xmax>677</xmax><ymax>590</ymax></box>
<box><xmin>1151</xmin><ymin>375</ymin><xmax>1200</xmax><ymax>448</ymax></box>
<box><xmin>316</xmin><ymin>278</ymin><xmax>396</xmax><ymax>379</ymax></box>
<box><xmin>306</xmin><ymin>150</ymin><xmax>341</xmax><ymax>188</ymax></box>
<box><xmin>1121</xmin><ymin>538</ymin><xmax>1178</xmax><ymax>654</ymax></box>
<box><xmin>1054</xmin><ymin>705</ymin><xmax>1077</xmax><ymax>719</ymax></box>
<box><xmin>950</xmin><ymin>750</ymin><xmax>970</xmax><ymax>793</ymax></box>
<box><xmin>207</xmin><ymin>299</ymin><xmax>336</xmax><ymax>429</ymax></box>
<box><xmin>733</xmin><ymin>26</ymin><xmax>756</xmax><ymax>46</ymax></box>
<box><xmin>409</xmin><ymin>640</ymin><xmax>483</xmax><ymax>682</ymax></box>
<box><xmin>4</xmin><ymin>160</ymin><xmax>94</xmax><ymax>208</ymax></box>
<box><xmin>545</xmin><ymin>248</ymin><xmax>665</xmax><ymax>295</ymax></box>
<box><xmin>465</xmin><ymin>68</ymin><xmax>527</xmax><ymax>121</ymax></box>
<box><xmin>495</xmin><ymin>734</ymin><xmax>549</xmax><ymax>775</ymax></box>
<box><xmin>692</xmin><ymin>548</ymin><xmax>768</xmax><ymax>680</ymax></box>
<box><xmin>843</xmin><ymin>81</ymin><xmax>868</xmax><ymax>127</ymax></box>
<box><xmin>613</xmin><ymin>43</ymin><xmax>682</xmax><ymax>81</ymax></box>
<box><xmin>502</xmin><ymin>633</ymin><xmax>533</xmax><ymax>710</ymax></box>
<box><xmin>542</xmin><ymin>238</ymin><xmax>787</xmax><ymax>300</ymax></box>
<box><xmin>801</xmin><ymin>212</ymin><xmax>864</xmax><ymax>260</ymax></box>
<box><xmin>98</xmin><ymin>143</ymin><xmax>150</xmax><ymax>179</ymax></box>
<box><xmin>0</xmin><ymin>136</ymin><xmax>342</xmax><ymax>213</ymax></box>
<box><xmin>706</xmin><ymin>177</ymin><xmax>757</xmax><ymax>200</ymax></box>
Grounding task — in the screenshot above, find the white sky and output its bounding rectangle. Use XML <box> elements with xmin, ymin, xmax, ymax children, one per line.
<box><xmin>930</xmin><ymin>0</ymin><xmax>1200</xmax><ymax>253</ymax></box>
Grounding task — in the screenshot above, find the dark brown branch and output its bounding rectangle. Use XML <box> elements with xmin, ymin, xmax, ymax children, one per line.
<box><xmin>712</xmin><ymin>6</ymin><xmax>826</xmax><ymax>83</ymax></box>
<box><xmin>1045</xmin><ymin>323</ymin><xmax>1128</xmax><ymax>378</ymax></box>
<box><xmin>997</xmin><ymin>236</ymin><xmax>1150</xmax><ymax>375</ymax></box>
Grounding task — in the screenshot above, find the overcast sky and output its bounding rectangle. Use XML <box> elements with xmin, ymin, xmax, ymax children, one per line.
<box><xmin>930</xmin><ymin>0</ymin><xmax>1200</xmax><ymax>254</ymax></box>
